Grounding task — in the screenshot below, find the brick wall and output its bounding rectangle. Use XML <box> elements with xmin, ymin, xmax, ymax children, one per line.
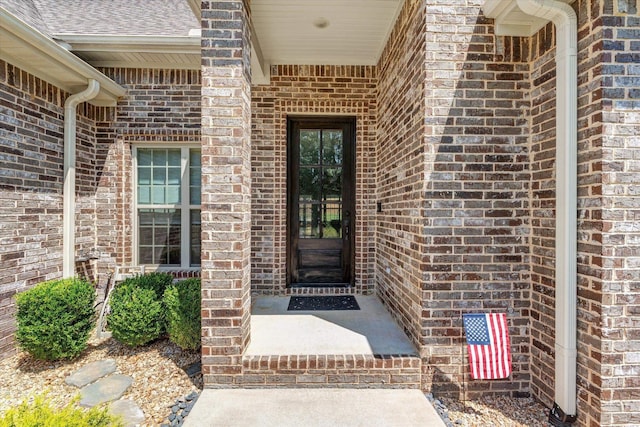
<box><xmin>200</xmin><ymin>0</ymin><xmax>253</xmax><ymax>386</ymax></box>
<box><xmin>377</xmin><ymin>0</ymin><xmax>532</xmax><ymax>397</ymax></box>
<box><xmin>251</xmin><ymin>65</ymin><xmax>377</xmax><ymax>294</ymax></box>
<box><xmin>376</xmin><ymin>0</ymin><xmax>427</xmax><ymax>363</ymax></box>
<box><xmin>597</xmin><ymin>0</ymin><xmax>640</xmax><ymax>425</ymax></box>
<box><xmin>0</xmin><ymin>60</ymin><xmax>100</xmax><ymax>356</ymax></box>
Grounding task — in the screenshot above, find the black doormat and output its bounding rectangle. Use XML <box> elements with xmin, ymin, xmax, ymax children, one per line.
<box><xmin>287</xmin><ymin>295</ymin><xmax>360</xmax><ymax>311</ymax></box>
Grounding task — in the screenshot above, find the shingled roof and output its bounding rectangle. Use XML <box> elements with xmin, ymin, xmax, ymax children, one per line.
<box><xmin>0</xmin><ymin>0</ymin><xmax>51</xmax><ymax>35</ymax></box>
<box><xmin>17</xmin><ymin>0</ymin><xmax>198</xmax><ymax>37</ymax></box>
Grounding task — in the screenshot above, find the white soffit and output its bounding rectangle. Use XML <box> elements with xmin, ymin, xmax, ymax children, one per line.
<box><xmin>251</xmin><ymin>0</ymin><xmax>404</xmax><ymax>66</ymax></box>
<box><xmin>482</xmin><ymin>0</ymin><xmax>573</xmax><ymax>36</ymax></box>
<box><xmin>55</xmin><ymin>34</ymin><xmax>201</xmax><ymax>70</ymax></box>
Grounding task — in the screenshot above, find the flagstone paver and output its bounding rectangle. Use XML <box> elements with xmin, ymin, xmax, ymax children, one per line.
<box><xmin>79</xmin><ymin>374</ymin><xmax>133</xmax><ymax>407</ymax></box>
<box><xmin>65</xmin><ymin>359</ymin><xmax>117</xmax><ymax>388</ymax></box>
<box><xmin>110</xmin><ymin>399</ymin><xmax>145</xmax><ymax>426</ymax></box>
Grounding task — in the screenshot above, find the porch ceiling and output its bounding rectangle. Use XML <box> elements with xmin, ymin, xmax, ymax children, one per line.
<box><xmin>250</xmin><ymin>0</ymin><xmax>404</xmax><ymax>66</ymax></box>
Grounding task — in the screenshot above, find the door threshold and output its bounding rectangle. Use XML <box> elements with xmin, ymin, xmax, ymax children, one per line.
<box><xmin>289</xmin><ymin>282</ymin><xmax>352</xmax><ymax>288</ymax></box>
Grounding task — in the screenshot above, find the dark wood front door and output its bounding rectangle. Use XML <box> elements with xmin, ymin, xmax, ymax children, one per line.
<box><xmin>287</xmin><ymin>117</ymin><xmax>355</xmax><ymax>287</ymax></box>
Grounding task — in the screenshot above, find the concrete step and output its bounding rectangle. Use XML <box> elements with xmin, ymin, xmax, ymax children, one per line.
<box><xmin>235</xmin><ymin>353</ymin><xmax>422</xmax><ymax>388</ymax></box>
<box><xmin>182</xmin><ymin>389</ymin><xmax>445</xmax><ymax>427</ymax></box>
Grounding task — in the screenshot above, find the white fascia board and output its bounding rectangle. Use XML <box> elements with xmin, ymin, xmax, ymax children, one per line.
<box><xmin>0</xmin><ymin>7</ymin><xmax>126</xmax><ymax>105</ymax></box>
<box><xmin>187</xmin><ymin>0</ymin><xmax>201</xmax><ymax>19</ymax></box>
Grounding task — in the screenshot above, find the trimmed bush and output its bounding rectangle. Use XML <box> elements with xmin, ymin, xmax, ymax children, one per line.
<box><xmin>164</xmin><ymin>278</ymin><xmax>201</xmax><ymax>350</ymax></box>
<box><xmin>15</xmin><ymin>278</ymin><xmax>95</xmax><ymax>360</ymax></box>
<box><xmin>130</xmin><ymin>272</ymin><xmax>174</xmax><ymax>300</ymax></box>
<box><xmin>107</xmin><ymin>281</ymin><xmax>163</xmax><ymax>347</ymax></box>
<box><xmin>0</xmin><ymin>393</ymin><xmax>123</xmax><ymax>427</ymax></box>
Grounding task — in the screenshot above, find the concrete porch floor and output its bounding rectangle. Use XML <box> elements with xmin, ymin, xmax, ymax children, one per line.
<box><xmin>181</xmin><ymin>296</ymin><xmax>445</xmax><ymax>426</ymax></box>
<box><xmin>246</xmin><ymin>295</ymin><xmax>418</xmax><ymax>356</ymax></box>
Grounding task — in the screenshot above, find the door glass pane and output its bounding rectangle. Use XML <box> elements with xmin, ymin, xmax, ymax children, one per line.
<box><xmin>299</xmin><ymin>203</ymin><xmax>320</xmax><ymax>238</ymax></box>
<box><xmin>321</xmin><ymin>203</ymin><xmax>342</xmax><ymax>238</ymax></box>
<box><xmin>300</xmin><ymin>130</ymin><xmax>320</xmax><ymax>165</ymax></box>
<box><xmin>299</xmin><ymin>167</ymin><xmax>320</xmax><ymax>201</ymax></box>
<box><xmin>322</xmin><ymin>130</ymin><xmax>343</xmax><ymax>165</ymax></box>
<box><xmin>322</xmin><ymin>168</ymin><xmax>342</xmax><ymax>201</ymax></box>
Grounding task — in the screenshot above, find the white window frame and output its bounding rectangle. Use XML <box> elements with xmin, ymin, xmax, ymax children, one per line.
<box><xmin>132</xmin><ymin>144</ymin><xmax>201</xmax><ymax>270</ymax></box>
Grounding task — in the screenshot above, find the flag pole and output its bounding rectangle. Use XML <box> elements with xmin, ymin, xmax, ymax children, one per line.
<box><xmin>461</xmin><ymin>311</ymin><xmax>467</xmax><ymax>408</ymax></box>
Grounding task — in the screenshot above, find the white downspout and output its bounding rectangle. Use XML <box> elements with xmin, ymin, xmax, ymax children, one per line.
<box><xmin>63</xmin><ymin>80</ymin><xmax>100</xmax><ymax>278</ymax></box>
<box><xmin>516</xmin><ymin>0</ymin><xmax>578</xmax><ymax>422</ymax></box>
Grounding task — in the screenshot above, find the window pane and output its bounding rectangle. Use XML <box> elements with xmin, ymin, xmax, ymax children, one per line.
<box><xmin>190</xmin><ymin>149</ymin><xmax>201</xmax><ymax>205</ymax></box>
<box><xmin>138</xmin><ymin>168</ymin><xmax>151</xmax><ymax>185</ymax></box>
<box><xmin>167</xmin><ymin>167</ymin><xmax>181</xmax><ymax>185</ymax></box>
<box><xmin>300</xmin><ymin>130</ymin><xmax>320</xmax><ymax>165</ymax></box>
<box><xmin>190</xmin><ymin>149</ymin><xmax>201</xmax><ymax>167</ymax></box>
<box><xmin>152</xmin><ymin>167</ymin><xmax>166</xmax><ymax>185</ymax></box>
<box><xmin>138</xmin><ymin>186</ymin><xmax>151</xmax><ymax>204</ymax></box>
<box><xmin>166</xmin><ymin>186</ymin><xmax>180</xmax><ymax>204</ymax></box>
<box><xmin>139</xmin><ymin>247</ymin><xmax>153</xmax><ymax>264</ymax></box>
<box><xmin>322</xmin><ymin>130</ymin><xmax>343</xmax><ymax>165</ymax></box>
<box><xmin>153</xmin><ymin>150</ymin><xmax>167</xmax><ymax>165</ymax></box>
<box><xmin>167</xmin><ymin>149</ymin><xmax>181</xmax><ymax>167</ymax></box>
<box><xmin>138</xmin><ymin>149</ymin><xmax>152</xmax><ymax>166</ymax></box>
<box><xmin>152</xmin><ymin>186</ymin><xmax>165</xmax><ymax>204</ymax></box>
<box><xmin>137</xmin><ymin>209</ymin><xmax>181</xmax><ymax>266</ymax></box>
<box><xmin>190</xmin><ymin>209</ymin><xmax>201</xmax><ymax>266</ymax></box>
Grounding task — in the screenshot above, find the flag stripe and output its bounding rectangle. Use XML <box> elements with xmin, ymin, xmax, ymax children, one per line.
<box><xmin>463</xmin><ymin>313</ymin><xmax>511</xmax><ymax>380</ymax></box>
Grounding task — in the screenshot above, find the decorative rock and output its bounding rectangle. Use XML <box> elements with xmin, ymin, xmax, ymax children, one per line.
<box><xmin>110</xmin><ymin>399</ymin><xmax>145</xmax><ymax>427</ymax></box>
<box><xmin>80</xmin><ymin>374</ymin><xmax>133</xmax><ymax>407</ymax></box>
<box><xmin>184</xmin><ymin>362</ymin><xmax>201</xmax><ymax>378</ymax></box>
<box><xmin>165</xmin><ymin>391</ymin><xmax>200</xmax><ymax>426</ymax></box>
<box><xmin>66</xmin><ymin>359</ymin><xmax>117</xmax><ymax>388</ymax></box>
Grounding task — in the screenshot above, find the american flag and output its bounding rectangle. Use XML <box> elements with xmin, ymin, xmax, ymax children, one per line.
<box><xmin>462</xmin><ymin>313</ymin><xmax>512</xmax><ymax>380</ymax></box>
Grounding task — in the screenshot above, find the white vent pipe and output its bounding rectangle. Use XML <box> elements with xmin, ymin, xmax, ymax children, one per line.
<box><xmin>63</xmin><ymin>80</ymin><xmax>100</xmax><ymax>278</ymax></box>
<box><xmin>516</xmin><ymin>0</ymin><xmax>578</xmax><ymax>421</ymax></box>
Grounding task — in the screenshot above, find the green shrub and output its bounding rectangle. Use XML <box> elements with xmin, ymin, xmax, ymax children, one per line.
<box><xmin>15</xmin><ymin>278</ymin><xmax>95</xmax><ymax>360</ymax></box>
<box><xmin>107</xmin><ymin>281</ymin><xmax>163</xmax><ymax>347</ymax></box>
<box><xmin>0</xmin><ymin>393</ymin><xmax>123</xmax><ymax>427</ymax></box>
<box><xmin>164</xmin><ymin>278</ymin><xmax>201</xmax><ymax>350</ymax></box>
<box><xmin>128</xmin><ymin>272</ymin><xmax>173</xmax><ymax>300</ymax></box>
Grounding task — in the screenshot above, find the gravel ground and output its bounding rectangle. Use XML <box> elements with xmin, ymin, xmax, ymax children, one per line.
<box><xmin>0</xmin><ymin>335</ymin><xmax>201</xmax><ymax>426</ymax></box>
<box><xmin>434</xmin><ymin>395</ymin><xmax>550</xmax><ymax>426</ymax></box>
<box><xmin>1</xmin><ymin>335</ymin><xmax>549</xmax><ymax>426</ymax></box>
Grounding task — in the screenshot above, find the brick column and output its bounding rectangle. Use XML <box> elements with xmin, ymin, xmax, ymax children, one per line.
<box><xmin>200</xmin><ymin>0</ymin><xmax>252</xmax><ymax>386</ymax></box>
